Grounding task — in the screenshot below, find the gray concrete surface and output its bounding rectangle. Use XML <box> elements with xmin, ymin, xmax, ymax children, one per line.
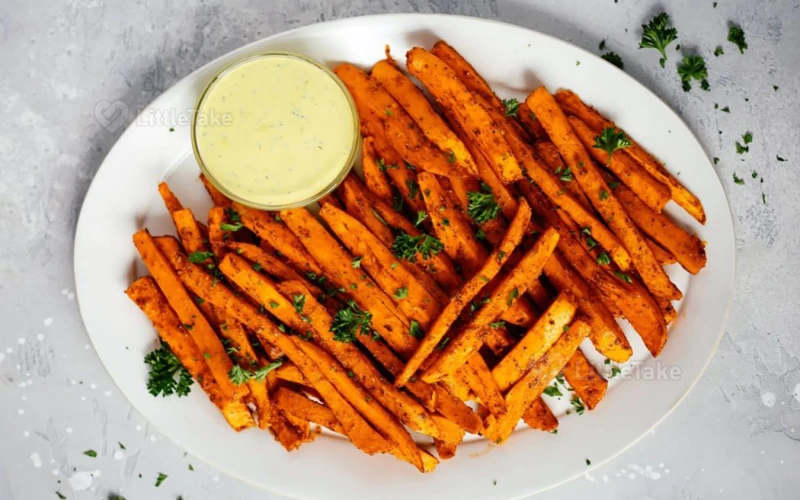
<box><xmin>1</xmin><ymin>0</ymin><xmax>799</xmax><ymax>499</ymax></box>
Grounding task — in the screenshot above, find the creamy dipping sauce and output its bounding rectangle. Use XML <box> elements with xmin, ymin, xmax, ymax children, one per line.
<box><xmin>194</xmin><ymin>53</ymin><xmax>357</xmax><ymax>208</ymax></box>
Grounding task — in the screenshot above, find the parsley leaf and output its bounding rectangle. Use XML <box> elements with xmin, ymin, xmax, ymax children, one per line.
<box><xmin>220</xmin><ymin>222</ymin><xmax>243</xmax><ymax>232</ymax></box>
<box><xmin>594</xmin><ymin>127</ymin><xmax>632</xmax><ymax>158</ymax></box>
<box><xmin>351</xmin><ymin>256</ymin><xmax>363</xmax><ymax>268</ymax></box>
<box><xmin>291</xmin><ymin>293</ymin><xmax>306</xmax><ymax>314</ymax></box>
<box><xmin>714</xmin><ymin>46</ymin><xmax>724</xmax><ymax>57</ymax></box>
<box><xmin>446</xmin><ymin>151</ymin><xmax>457</xmax><ymax>164</ymax></box>
<box><xmin>228</xmin><ymin>364</ymin><xmax>251</xmax><ymax>385</ymax></box>
<box><xmin>406</xmin><ymin>179</ymin><xmax>420</xmax><ymax>200</ymax></box>
<box><xmin>331</xmin><ymin>300</ymin><xmax>372</xmax><ymax>342</ymax></box>
<box><xmin>733</xmin><ymin>173</ymin><xmax>745</xmax><ymax>185</ymax></box>
<box><xmin>571</xmin><ymin>396</ymin><xmax>586</xmax><ymax>415</ymax></box>
<box><xmin>413</xmin><ymin>211</ymin><xmax>429</xmax><ymax>227</ymax></box>
<box><xmin>391</xmin><ymin>231</ymin><xmax>444</xmax><ymax>262</ymax></box>
<box><xmin>144</xmin><ymin>345</ymin><xmax>193</xmax><ymax>397</ymax></box>
<box><xmin>613</xmin><ymin>271</ymin><xmax>633</xmax><ymax>284</ymax></box>
<box><xmin>727</xmin><ymin>24</ymin><xmax>748</xmax><ymax>54</ymax></box>
<box><xmin>502</xmin><ymin>98</ymin><xmax>520</xmax><ymax>117</ymax></box>
<box><xmin>601</xmin><ymin>52</ymin><xmax>624</xmax><ymax>69</ymax></box>
<box><xmin>467</xmin><ymin>183</ymin><xmax>501</xmax><ymax>224</ymax></box>
<box><xmin>543</xmin><ymin>385</ymin><xmax>563</xmax><ymax>397</ymax></box>
<box><xmin>475</xmin><ymin>228</ymin><xmax>487</xmax><ymax>241</ymax></box>
<box><xmin>252</xmin><ymin>360</ymin><xmax>283</xmax><ymax>381</ymax></box>
<box><xmin>736</xmin><ymin>132</ymin><xmax>753</xmax><ymax>154</ymax></box>
<box><xmin>155</xmin><ymin>472</ymin><xmax>168</xmax><ymax>487</ymax></box>
<box><xmin>409</xmin><ymin>320</ymin><xmax>424</xmax><ymax>339</ymax></box>
<box><xmin>490</xmin><ymin>320</ymin><xmax>506</xmax><ymax>329</ymax></box>
<box><xmin>678</xmin><ymin>55</ymin><xmax>710</xmax><ymax>92</ymax></box>
<box><xmin>639</xmin><ymin>12</ymin><xmax>679</xmax><ymax>68</ymax></box>
<box><xmin>83</xmin><ymin>450</ymin><xmax>97</xmax><ymax>458</ymax></box>
<box><xmin>507</xmin><ymin>287</ymin><xmax>520</xmax><ymax>306</ymax></box>
<box><xmin>188</xmin><ymin>251</ymin><xmax>215</xmax><ymax>263</ymax></box>
<box><xmin>597</xmin><ymin>252</ymin><xmax>611</xmax><ymax>266</ymax></box>
<box><xmin>554</xmin><ymin>165</ymin><xmax>574</xmax><ymax>182</ymax></box>
<box><xmin>394</xmin><ymin>287</ymin><xmax>409</xmax><ymax>300</ymax></box>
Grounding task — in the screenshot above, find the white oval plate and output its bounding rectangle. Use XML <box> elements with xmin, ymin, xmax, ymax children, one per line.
<box><xmin>75</xmin><ymin>13</ymin><xmax>735</xmax><ymax>500</ymax></box>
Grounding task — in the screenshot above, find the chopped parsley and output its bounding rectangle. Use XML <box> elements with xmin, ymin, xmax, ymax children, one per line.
<box><xmin>467</xmin><ymin>183</ymin><xmax>501</xmax><ymax>224</ymax></box>
<box><xmin>610</xmin><ymin>365</ymin><xmax>622</xmax><ymax>378</ymax></box>
<box><xmin>597</xmin><ymin>252</ymin><xmax>611</xmax><ymax>265</ymax></box>
<box><xmin>228</xmin><ymin>365</ymin><xmax>251</xmax><ymax>385</ymax></box>
<box><xmin>777</xmin><ymin>155</ymin><xmax>786</xmax><ymax>162</ymax></box>
<box><xmin>543</xmin><ymin>384</ymin><xmax>563</xmax><ymax>397</ymax></box>
<box><xmin>507</xmin><ymin>287</ymin><xmax>520</xmax><ymax>306</ymax></box>
<box><xmin>252</xmin><ymin>360</ymin><xmax>283</xmax><ymax>381</ymax></box>
<box><xmin>490</xmin><ymin>320</ymin><xmax>506</xmax><ymax>329</ymax></box>
<box><xmin>571</xmin><ymin>395</ymin><xmax>586</xmax><ymax>415</ymax></box>
<box><xmin>394</xmin><ymin>287</ymin><xmax>409</xmax><ymax>300</ymax></box>
<box><xmin>639</xmin><ymin>12</ymin><xmax>679</xmax><ymax>68</ymax></box>
<box><xmin>83</xmin><ymin>450</ymin><xmax>97</xmax><ymax>458</ymax></box>
<box><xmin>601</xmin><ymin>52</ymin><xmax>624</xmax><ymax>69</ymax></box>
<box><xmin>436</xmin><ymin>337</ymin><xmax>450</xmax><ymax>351</ymax></box>
<box><xmin>351</xmin><ymin>256</ymin><xmax>363</xmax><ymax>268</ymax></box>
<box><xmin>475</xmin><ymin>228</ymin><xmax>487</xmax><ymax>241</ymax></box>
<box><xmin>406</xmin><ymin>179</ymin><xmax>420</xmax><ymax>200</ymax></box>
<box><xmin>413</xmin><ymin>210</ymin><xmax>429</xmax><ymax>227</ymax></box>
<box><xmin>409</xmin><ymin>320</ymin><xmax>424</xmax><ymax>339</ymax></box>
<box><xmin>446</xmin><ymin>150</ymin><xmax>457</xmax><ymax>164</ymax></box>
<box><xmin>613</xmin><ymin>271</ymin><xmax>633</xmax><ymax>284</ymax></box>
<box><xmin>220</xmin><ymin>222</ymin><xmax>243</xmax><ymax>232</ymax></box>
<box><xmin>155</xmin><ymin>472</ymin><xmax>168</xmax><ymax>487</ymax></box>
<box><xmin>554</xmin><ymin>165</ymin><xmax>574</xmax><ymax>182</ymax></box>
<box><xmin>581</xmin><ymin>227</ymin><xmax>598</xmax><ymax>250</ymax></box>
<box><xmin>144</xmin><ymin>345</ymin><xmax>193</xmax><ymax>397</ymax></box>
<box><xmin>502</xmin><ymin>98</ymin><xmax>520</xmax><ymax>117</ymax></box>
<box><xmin>714</xmin><ymin>46</ymin><xmax>724</xmax><ymax>57</ymax></box>
<box><xmin>188</xmin><ymin>251</ymin><xmax>215</xmax><ymax>263</ymax></box>
<box><xmin>291</xmin><ymin>293</ymin><xmax>306</xmax><ymax>314</ymax></box>
<box><xmin>331</xmin><ymin>300</ymin><xmax>372</xmax><ymax>342</ymax></box>
<box><xmin>384</xmin><ymin>108</ymin><xmax>393</xmax><ymax>116</ymax></box>
<box><xmin>252</xmin><ymin>262</ymin><xmax>263</xmax><ymax>272</ymax></box>
<box><xmin>733</xmin><ymin>173</ymin><xmax>745</xmax><ymax>185</ymax></box>
<box><xmin>599</xmin><ymin>189</ymin><xmax>610</xmax><ymax>200</ymax></box>
<box><xmin>728</xmin><ymin>24</ymin><xmax>748</xmax><ymax>54</ymax></box>
<box><xmin>678</xmin><ymin>55</ymin><xmax>710</xmax><ymax>92</ymax></box>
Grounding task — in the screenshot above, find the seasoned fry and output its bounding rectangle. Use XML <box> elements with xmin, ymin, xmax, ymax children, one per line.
<box><xmin>614</xmin><ymin>184</ymin><xmax>706</xmax><ymax>274</ymax></box>
<box><xmin>429</xmin><ymin>40</ymin><xmax>504</xmax><ymax>114</ymax></box>
<box><xmin>361</xmin><ymin>136</ymin><xmax>394</xmax><ymax>201</ymax></box>
<box><xmin>207</xmin><ymin>206</ymin><xmax>228</xmax><ymax>256</ymax></box>
<box><xmin>562</xmin><ymin>350</ymin><xmax>607</xmax><ymax>411</ymax></box>
<box><xmin>527</xmin><ymin>86</ymin><xmax>681</xmax><ymax>302</ymax></box>
<box><xmin>320</xmin><ymin>204</ymin><xmax>440</xmax><ymax>328</ymax></box>
<box><xmin>158</xmin><ymin>182</ymin><xmax>184</xmax><ymax>214</ymax></box>
<box><xmin>126</xmin><ymin>277</ymin><xmax>255</xmax><ymax>431</ymax></box>
<box><xmin>226</xmin><ymin>242</ymin><xmax>324</xmax><ymax>295</ymax></box>
<box><xmin>422</xmin><ymin>228</ymin><xmax>559</xmax><ymax>382</ymax></box>
<box><xmin>365</xmin><ymin>131</ymin><xmax>427</xmax><ymax>215</ymax></box>
<box><xmin>554</xmin><ymin>89</ymin><xmax>706</xmax><ymax>224</ymax></box>
<box><xmin>406</xmin><ymin>47</ymin><xmax>522</xmax><ymax>183</ymax></box>
<box><xmin>233</xmin><ymin>202</ymin><xmax>324</xmax><ymax>276</ymax></box>
<box><xmin>279</xmin><ymin>207</ymin><xmax>416</xmax><ymax>357</ymax></box>
<box><xmin>532</xmin><ymin>140</ymin><xmax>591</xmax><ymax>208</ymax></box>
<box><xmin>371</xmin><ymin>58</ymin><xmax>479</xmax><ymax>177</ymax></box>
<box><xmin>395</xmin><ymin>201</ymin><xmax>533</xmax><ymax>387</ymax></box>
<box><xmin>334</xmin><ymin>63</ymin><xmax>469</xmax><ymax>178</ymax></box>
<box><xmin>274</xmin><ymin>386</ymin><xmax>344</xmax><ymax>434</ymax></box>
<box><xmin>646</xmin><ymin>236</ymin><xmax>677</xmax><ymax>266</ymax></box>
<box><xmin>568</xmin><ymin>115</ymin><xmax>670</xmax><ymax>212</ymax></box>
<box><xmin>517</xmin><ymin>102</ymin><xmax>548</xmax><ymax>141</ymax></box>
<box><xmin>522</xmin><ymin>398</ymin><xmax>559</xmax><ymax>432</ymax></box>
<box><xmin>133</xmin><ymin>230</ymin><xmax>247</xmax><ymax>400</ymax></box>
<box><xmin>492</xmin><ymin>293</ymin><xmax>578</xmax><ymax>392</ymax></box>
<box><xmin>483</xmin><ymin>319</ymin><xmax>591</xmax><ymax>442</ymax></box>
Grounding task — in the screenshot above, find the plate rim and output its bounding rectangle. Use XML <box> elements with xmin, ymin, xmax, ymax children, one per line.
<box><xmin>74</xmin><ymin>12</ymin><xmax>736</xmax><ymax>499</ymax></box>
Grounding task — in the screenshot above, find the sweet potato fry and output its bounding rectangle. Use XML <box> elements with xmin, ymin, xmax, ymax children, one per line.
<box><xmin>483</xmin><ymin>319</ymin><xmax>591</xmax><ymax>442</ymax></box>
<box><xmin>125</xmin><ymin>277</ymin><xmax>254</xmax><ymax>431</ymax></box>
<box><xmin>614</xmin><ymin>184</ymin><xmax>706</xmax><ymax>274</ymax></box>
<box><xmin>568</xmin><ymin>115</ymin><xmax>670</xmax><ymax>212</ymax></box>
<box><xmin>527</xmin><ymin>86</ymin><xmax>681</xmax><ymax>302</ymax></box>
<box><xmin>395</xmin><ymin>201</ymin><xmax>532</xmax><ymax>387</ymax></box>
<box><xmin>554</xmin><ymin>89</ymin><xmax>706</xmax><ymax>224</ymax></box>
<box><xmin>525</xmin><ymin>186</ymin><xmax>666</xmax><ymax>357</ymax></box>
<box><xmin>170</xmin><ymin>209</ymin><xmax>207</xmax><ymax>256</ymax></box>
<box><xmin>492</xmin><ymin>292</ymin><xmax>578</xmax><ymax>392</ymax></box>
<box><xmin>158</xmin><ymin>182</ymin><xmax>184</xmax><ymax>214</ymax></box>
<box><xmin>645</xmin><ymin>236</ymin><xmax>677</xmax><ymax>266</ymax></box>
<box><xmin>226</xmin><ymin>242</ymin><xmax>324</xmax><ymax>296</ymax></box>
<box><xmin>361</xmin><ymin>136</ymin><xmax>394</xmax><ymax>201</ymax></box>
<box><xmin>422</xmin><ymin>228</ymin><xmax>559</xmax><ymax>382</ymax></box>
<box><xmin>133</xmin><ymin>230</ymin><xmax>247</xmax><ymax>400</ymax></box>
<box><xmin>522</xmin><ymin>398</ymin><xmax>558</xmax><ymax>432</ymax></box>
<box><xmin>462</xmin><ymin>355</ymin><xmax>507</xmax><ymax>415</ymax></box>
<box><xmin>364</xmin><ymin>131</ymin><xmax>427</xmax><ymax>215</ymax></box>
<box><xmin>334</xmin><ymin>63</ymin><xmax>468</xmax><ymax>179</ymax></box>
<box><xmin>517</xmin><ymin>102</ymin><xmax>548</xmax><ymax>141</ymax></box>
<box><xmin>156</xmin><ymin>244</ymin><xmax>419</xmax><ymax>464</ymax></box>
<box><xmin>531</xmin><ymin>140</ymin><xmax>591</xmax><ymax>208</ymax></box>
<box><xmin>199</xmin><ymin>174</ymin><xmax>232</xmax><ymax>208</ymax></box>
<box><xmin>429</xmin><ymin>40</ymin><xmax>504</xmax><ymax>115</ymax></box>
<box><xmin>371</xmin><ymin>59</ymin><xmax>479</xmax><ymax>177</ymax></box>
<box><xmin>406</xmin><ymin>47</ymin><xmax>522</xmax><ymax>183</ymax></box>
<box><xmin>274</xmin><ymin>386</ymin><xmax>344</xmax><ymax>434</ymax></box>
<box><xmin>207</xmin><ymin>206</ymin><xmax>228</xmax><ymax>256</ymax></box>
<box><xmin>274</xmin><ymin>363</ymin><xmax>308</xmax><ymax>386</ymax></box>
<box><xmin>233</xmin><ymin>202</ymin><xmax>324</xmax><ymax>276</ymax></box>
<box><xmin>269</xmin><ymin>408</ymin><xmax>309</xmax><ymax>452</ymax></box>
<box><xmin>320</xmin><ymin>204</ymin><xmax>440</xmax><ymax>328</ymax></box>
<box><xmin>562</xmin><ymin>350</ymin><xmax>607</xmax><ymax>411</ymax></box>
<box><xmin>341</xmin><ymin>175</ymin><xmax>461</xmax><ymax>293</ymax></box>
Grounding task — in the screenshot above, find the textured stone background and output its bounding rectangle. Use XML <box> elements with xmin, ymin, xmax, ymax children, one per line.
<box><xmin>1</xmin><ymin>0</ymin><xmax>799</xmax><ymax>499</ymax></box>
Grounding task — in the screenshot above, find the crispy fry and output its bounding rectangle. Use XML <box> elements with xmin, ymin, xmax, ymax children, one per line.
<box><xmin>562</xmin><ymin>350</ymin><xmax>607</xmax><ymax>410</ymax></box>
<box><xmin>274</xmin><ymin>386</ymin><xmax>344</xmax><ymax>434</ymax></box>
<box><xmin>522</xmin><ymin>398</ymin><xmax>559</xmax><ymax>432</ymax></box>
<box><xmin>462</xmin><ymin>355</ymin><xmax>507</xmax><ymax>415</ymax></box>
<box><xmin>517</xmin><ymin>102</ymin><xmax>548</xmax><ymax>141</ymax></box>
<box><xmin>341</xmin><ymin>175</ymin><xmax>461</xmax><ymax>293</ymax></box>
<box><xmin>531</xmin><ymin>140</ymin><xmax>591</xmax><ymax>208</ymax></box>
<box><xmin>483</xmin><ymin>319</ymin><xmax>591</xmax><ymax>442</ymax></box>
<box><xmin>158</xmin><ymin>182</ymin><xmax>184</xmax><ymax>214</ymax></box>
<box><xmin>207</xmin><ymin>206</ymin><xmax>228</xmax><ymax>257</ymax></box>
<box><xmin>125</xmin><ymin>277</ymin><xmax>254</xmax><ymax>431</ymax></box>
<box><xmin>527</xmin><ymin>86</ymin><xmax>681</xmax><ymax>302</ymax></box>
<box><xmin>365</xmin><ymin>131</ymin><xmax>427</xmax><ymax>214</ymax></box>
<box><xmin>361</xmin><ymin>136</ymin><xmax>394</xmax><ymax>201</ymax></box>
<box><xmin>133</xmin><ymin>230</ymin><xmax>246</xmax><ymax>400</ymax></box>
<box><xmin>645</xmin><ymin>236</ymin><xmax>677</xmax><ymax>266</ymax></box>
<box><xmin>279</xmin><ymin>207</ymin><xmax>416</xmax><ymax>357</ymax></box>
<box><xmin>234</xmin><ymin>202</ymin><xmax>324</xmax><ymax>276</ymax></box>
<box><xmin>429</xmin><ymin>40</ymin><xmax>504</xmax><ymax>115</ymax></box>
<box><xmin>396</xmin><ymin>201</ymin><xmax>532</xmax><ymax>387</ymax></box>
<box><xmin>406</xmin><ymin>47</ymin><xmax>522</xmax><ymax>183</ymax></box>
<box><xmin>334</xmin><ymin>63</ymin><xmax>469</xmax><ymax>178</ymax></box>
<box><xmin>320</xmin><ymin>204</ymin><xmax>440</xmax><ymax>328</ymax></box>
<box><xmin>614</xmin><ymin>184</ymin><xmax>706</xmax><ymax>274</ymax></box>
<box><xmin>492</xmin><ymin>293</ymin><xmax>578</xmax><ymax>392</ymax></box>
<box><xmin>422</xmin><ymin>228</ymin><xmax>559</xmax><ymax>382</ymax></box>
<box><xmin>170</xmin><ymin>209</ymin><xmax>207</xmax><ymax>257</ymax></box>
<box><xmin>199</xmin><ymin>174</ymin><xmax>232</xmax><ymax>208</ymax></box>
<box><xmin>554</xmin><ymin>89</ymin><xmax>706</xmax><ymax>224</ymax></box>
<box><xmin>226</xmin><ymin>242</ymin><xmax>324</xmax><ymax>296</ymax></box>
<box><xmin>269</xmin><ymin>408</ymin><xmax>309</xmax><ymax>451</ymax></box>
<box><xmin>568</xmin><ymin>115</ymin><xmax>670</xmax><ymax>212</ymax></box>
<box><xmin>371</xmin><ymin>59</ymin><xmax>479</xmax><ymax>177</ymax></box>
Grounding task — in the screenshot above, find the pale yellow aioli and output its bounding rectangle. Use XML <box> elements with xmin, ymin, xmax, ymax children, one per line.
<box><xmin>195</xmin><ymin>54</ymin><xmax>356</xmax><ymax>207</ymax></box>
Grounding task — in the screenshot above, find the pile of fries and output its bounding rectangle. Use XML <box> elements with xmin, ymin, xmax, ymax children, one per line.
<box><xmin>127</xmin><ymin>41</ymin><xmax>707</xmax><ymax>472</ymax></box>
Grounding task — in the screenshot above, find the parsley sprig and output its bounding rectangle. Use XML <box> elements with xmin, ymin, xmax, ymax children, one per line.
<box><xmin>144</xmin><ymin>345</ymin><xmax>193</xmax><ymax>397</ymax></box>
<box><xmin>467</xmin><ymin>183</ymin><xmax>501</xmax><ymax>224</ymax></box>
<box><xmin>331</xmin><ymin>300</ymin><xmax>373</xmax><ymax>343</ymax></box>
<box><xmin>593</xmin><ymin>127</ymin><xmax>632</xmax><ymax>158</ymax></box>
<box><xmin>639</xmin><ymin>12</ymin><xmax>679</xmax><ymax>68</ymax></box>
<box><xmin>678</xmin><ymin>55</ymin><xmax>710</xmax><ymax>92</ymax></box>
<box><xmin>228</xmin><ymin>360</ymin><xmax>283</xmax><ymax>384</ymax></box>
<box><xmin>502</xmin><ymin>98</ymin><xmax>520</xmax><ymax>117</ymax></box>
<box><xmin>391</xmin><ymin>231</ymin><xmax>444</xmax><ymax>262</ymax></box>
<box><xmin>728</xmin><ymin>24</ymin><xmax>748</xmax><ymax>54</ymax></box>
